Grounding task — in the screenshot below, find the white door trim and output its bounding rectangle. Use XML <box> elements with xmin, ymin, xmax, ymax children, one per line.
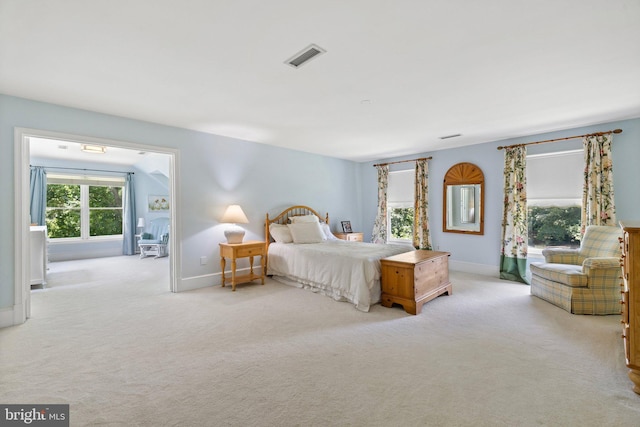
<box><xmin>13</xmin><ymin>127</ymin><xmax>182</xmax><ymax>324</ymax></box>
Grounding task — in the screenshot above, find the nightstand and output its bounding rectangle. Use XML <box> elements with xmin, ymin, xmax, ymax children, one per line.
<box><xmin>219</xmin><ymin>240</ymin><xmax>266</xmax><ymax>291</ymax></box>
<box><xmin>334</xmin><ymin>232</ymin><xmax>363</xmax><ymax>242</ymax></box>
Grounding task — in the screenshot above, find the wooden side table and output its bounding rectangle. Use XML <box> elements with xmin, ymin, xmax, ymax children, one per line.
<box><xmin>219</xmin><ymin>240</ymin><xmax>266</xmax><ymax>291</ymax></box>
<box><xmin>334</xmin><ymin>232</ymin><xmax>363</xmax><ymax>242</ymax></box>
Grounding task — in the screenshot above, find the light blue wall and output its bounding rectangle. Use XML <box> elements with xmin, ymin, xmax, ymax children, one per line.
<box><xmin>133</xmin><ymin>165</ymin><xmax>171</xmax><ymax>236</ymax></box>
<box><xmin>359</xmin><ymin>117</ymin><xmax>640</xmax><ymax>270</ymax></box>
<box><xmin>0</xmin><ymin>94</ymin><xmax>361</xmax><ymax>310</ymax></box>
<box><xmin>3</xmin><ymin>93</ymin><xmax>638</xmax><ymax>313</ymax></box>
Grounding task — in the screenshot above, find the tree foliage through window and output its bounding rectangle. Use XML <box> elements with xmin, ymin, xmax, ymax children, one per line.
<box><xmin>46</xmin><ymin>183</ymin><xmax>123</xmax><ymax>239</ymax></box>
<box><xmin>390</xmin><ymin>207</ymin><xmax>413</xmax><ymax>240</ymax></box>
<box><xmin>528</xmin><ymin>206</ymin><xmax>581</xmax><ymax>248</ymax></box>
<box><xmin>47</xmin><ymin>184</ymin><xmax>81</xmax><ymax>238</ymax></box>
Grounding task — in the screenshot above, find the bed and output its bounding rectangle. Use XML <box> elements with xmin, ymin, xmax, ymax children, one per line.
<box><xmin>265</xmin><ymin>205</ymin><xmax>414</xmax><ymax>311</ymax></box>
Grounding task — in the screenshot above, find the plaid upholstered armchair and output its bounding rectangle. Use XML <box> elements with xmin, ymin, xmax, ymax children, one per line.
<box><xmin>529</xmin><ymin>225</ymin><xmax>622</xmax><ymax>315</ymax></box>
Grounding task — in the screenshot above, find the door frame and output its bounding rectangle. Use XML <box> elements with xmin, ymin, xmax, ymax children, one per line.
<box><xmin>14</xmin><ymin>127</ymin><xmax>181</xmax><ymax>323</ymax></box>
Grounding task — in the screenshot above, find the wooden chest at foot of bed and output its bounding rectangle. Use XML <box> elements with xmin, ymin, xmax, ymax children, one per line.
<box><xmin>380</xmin><ymin>250</ymin><xmax>452</xmax><ymax>315</ymax></box>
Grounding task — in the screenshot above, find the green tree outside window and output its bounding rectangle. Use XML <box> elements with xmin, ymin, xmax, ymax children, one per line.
<box><xmin>390</xmin><ymin>207</ymin><xmax>414</xmax><ymax>240</ymax></box>
<box><xmin>528</xmin><ymin>206</ymin><xmax>581</xmax><ymax>248</ymax></box>
<box><xmin>46</xmin><ymin>183</ymin><xmax>123</xmax><ymax>239</ymax></box>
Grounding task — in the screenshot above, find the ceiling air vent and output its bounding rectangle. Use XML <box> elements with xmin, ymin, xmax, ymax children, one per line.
<box><xmin>285</xmin><ymin>44</ymin><xmax>326</xmax><ymax>68</ymax></box>
<box><xmin>439</xmin><ymin>134</ymin><xmax>462</xmax><ymax>140</ymax></box>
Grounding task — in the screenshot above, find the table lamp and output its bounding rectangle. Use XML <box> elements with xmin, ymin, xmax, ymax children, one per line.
<box><xmin>220</xmin><ymin>204</ymin><xmax>249</xmax><ymax>244</ymax></box>
<box><xmin>137</xmin><ymin>217</ymin><xmax>145</xmax><ymax>233</ymax></box>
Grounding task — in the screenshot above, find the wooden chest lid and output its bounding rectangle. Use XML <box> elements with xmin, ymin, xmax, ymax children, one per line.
<box><xmin>382</xmin><ymin>249</ymin><xmax>450</xmax><ymax>265</ymax></box>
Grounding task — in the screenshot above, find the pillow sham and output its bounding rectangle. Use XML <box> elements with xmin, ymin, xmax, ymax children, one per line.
<box><xmin>290</xmin><ymin>214</ymin><xmax>320</xmax><ymax>224</ymax></box>
<box><xmin>320</xmin><ymin>223</ymin><xmax>339</xmax><ymax>240</ymax></box>
<box><xmin>269</xmin><ymin>223</ymin><xmax>293</xmax><ymax>243</ymax></box>
<box><xmin>287</xmin><ymin>222</ymin><xmax>325</xmax><ymax>244</ymax></box>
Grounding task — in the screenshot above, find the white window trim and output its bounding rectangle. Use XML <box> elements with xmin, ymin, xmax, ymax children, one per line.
<box><xmin>46</xmin><ymin>177</ymin><xmax>124</xmax><ymax>241</ymax></box>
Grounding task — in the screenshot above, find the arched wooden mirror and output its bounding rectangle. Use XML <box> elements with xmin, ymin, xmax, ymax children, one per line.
<box><xmin>443</xmin><ymin>162</ymin><xmax>484</xmax><ymax>235</ymax></box>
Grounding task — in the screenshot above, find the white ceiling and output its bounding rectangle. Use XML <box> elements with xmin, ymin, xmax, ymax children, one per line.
<box><xmin>29</xmin><ymin>137</ymin><xmax>146</xmax><ymax>165</ymax></box>
<box><xmin>2</xmin><ymin>0</ymin><xmax>639</xmax><ymax>162</ymax></box>
<box><xmin>28</xmin><ymin>136</ymin><xmax>170</xmax><ymax>175</ymax></box>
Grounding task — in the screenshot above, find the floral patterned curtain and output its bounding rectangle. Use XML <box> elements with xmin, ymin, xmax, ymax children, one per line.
<box><xmin>371</xmin><ymin>165</ymin><xmax>389</xmax><ymax>244</ymax></box>
<box><xmin>413</xmin><ymin>159</ymin><xmax>432</xmax><ymax>249</ymax></box>
<box><xmin>581</xmin><ymin>133</ymin><xmax>616</xmax><ymax>233</ymax></box>
<box><xmin>500</xmin><ymin>146</ymin><xmax>528</xmax><ymax>283</ymax></box>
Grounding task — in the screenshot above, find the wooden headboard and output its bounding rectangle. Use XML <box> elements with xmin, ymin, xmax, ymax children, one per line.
<box><xmin>265</xmin><ymin>205</ymin><xmax>330</xmax><ymax>248</ymax></box>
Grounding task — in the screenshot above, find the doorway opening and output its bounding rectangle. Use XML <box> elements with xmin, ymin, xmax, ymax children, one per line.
<box><xmin>14</xmin><ymin>128</ymin><xmax>181</xmax><ymax>323</ymax></box>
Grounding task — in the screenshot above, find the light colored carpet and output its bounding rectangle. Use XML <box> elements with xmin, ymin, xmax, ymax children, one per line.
<box><xmin>1</xmin><ymin>255</ymin><xmax>639</xmax><ymax>426</ymax></box>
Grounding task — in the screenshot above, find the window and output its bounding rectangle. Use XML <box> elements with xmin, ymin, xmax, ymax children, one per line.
<box><xmin>46</xmin><ymin>174</ymin><xmax>124</xmax><ymax>240</ymax></box>
<box><xmin>526</xmin><ymin>150</ymin><xmax>582</xmax><ymax>251</ymax></box>
<box><xmin>387</xmin><ymin>170</ymin><xmax>414</xmax><ymax>242</ymax></box>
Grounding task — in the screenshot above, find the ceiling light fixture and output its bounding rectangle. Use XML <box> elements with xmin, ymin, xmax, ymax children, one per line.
<box><xmin>285</xmin><ymin>44</ymin><xmax>326</xmax><ymax>68</ymax></box>
<box><xmin>81</xmin><ymin>144</ymin><xmax>107</xmax><ymax>154</ymax></box>
<box><xmin>439</xmin><ymin>134</ymin><xmax>462</xmax><ymax>140</ymax></box>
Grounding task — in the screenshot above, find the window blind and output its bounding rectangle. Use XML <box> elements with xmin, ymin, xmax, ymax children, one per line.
<box><xmin>527</xmin><ymin>150</ymin><xmax>582</xmax><ymax>206</ymax></box>
<box><xmin>47</xmin><ymin>173</ymin><xmax>125</xmax><ymax>187</ymax></box>
<box><xmin>388</xmin><ymin>170</ymin><xmax>414</xmax><ymax>204</ymax></box>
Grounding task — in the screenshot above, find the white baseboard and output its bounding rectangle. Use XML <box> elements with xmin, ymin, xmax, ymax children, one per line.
<box><xmin>449</xmin><ymin>260</ymin><xmax>498</xmax><ymax>277</ymax></box>
<box><xmin>178</xmin><ymin>273</ymin><xmax>219</xmax><ymax>292</ymax></box>
<box><xmin>0</xmin><ymin>307</ymin><xmax>17</xmax><ymax>328</ymax></box>
<box><xmin>178</xmin><ymin>267</ymin><xmax>257</xmax><ymax>292</ymax></box>
<box><xmin>178</xmin><ymin>264</ymin><xmax>497</xmax><ymax>292</ymax></box>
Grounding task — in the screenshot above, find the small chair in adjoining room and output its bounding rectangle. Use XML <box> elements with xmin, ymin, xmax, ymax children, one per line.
<box><xmin>138</xmin><ymin>217</ymin><xmax>170</xmax><ymax>259</ymax></box>
<box><xmin>529</xmin><ymin>225</ymin><xmax>623</xmax><ymax>315</ymax></box>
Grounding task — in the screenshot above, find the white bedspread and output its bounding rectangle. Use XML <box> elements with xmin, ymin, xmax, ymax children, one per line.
<box><xmin>267</xmin><ymin>240</ymin><xmax>414</xmax><ymax>312</ymax></box>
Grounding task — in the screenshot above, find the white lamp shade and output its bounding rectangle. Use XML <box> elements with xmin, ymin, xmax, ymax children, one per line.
<box><xmin>220</xmin><ymin>205</ymin><xmax>249</xmax><ymax>224</ymax></box>
<box><xmin>137</xmin><ymin>218</ymin><xmax>145</xmax><ymax>228</ymax></box>
<box><xmin>221</xmin><ymin>205</ymin><xmax>249</xmax><ymax>244</ymax></box>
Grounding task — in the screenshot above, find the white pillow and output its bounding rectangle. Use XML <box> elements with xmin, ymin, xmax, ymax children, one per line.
<box><xmin>320</xmin><ymin>223</ymin><xmax>338</xmax><ymax>240</ymax></box>
<box><xmin>290</xmin><ymin>214</ymin><xmax>319</xmax><ymax>224</ymax></box>
<box><xmin>269</xmin><ymin>223</ymin><xmax>293</xmax><ymax>243</ymax></box>
<box><xmin>287</xmin><ymin>222</ymin><xmax>325</xmax><ymax>244</ymax></box>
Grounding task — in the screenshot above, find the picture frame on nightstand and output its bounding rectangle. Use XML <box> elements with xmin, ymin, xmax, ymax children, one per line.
<box><xmin>341</xmin><ymin>221</ymin><xmax>352</xmax><ymax>233</ymax></box>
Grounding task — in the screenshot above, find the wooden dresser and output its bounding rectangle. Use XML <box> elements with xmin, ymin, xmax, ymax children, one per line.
<box><xmin>620</xmin><ymin>221</ymin><xmax>640</xmax><ymax>394</ymax></box>
<box><xmin>380</xmin><ymin>250</ymin><xmax>451</xmax><ymax>315</ymax></box>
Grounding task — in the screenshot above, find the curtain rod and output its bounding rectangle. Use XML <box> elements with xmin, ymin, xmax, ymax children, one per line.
<box><xmin>372</xmin><ymin>156</ymin><xmax>432</xmax><ymax>167</ymax></box>
<box><xmin>496</xmin><ymin>129</ymin><xmax>622</xmax><ymax>150</ymax></box>
<box><xmin>35</xmin><ymin>165</ymin><xmax>134</xmax><ymax>174</ymax></box>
